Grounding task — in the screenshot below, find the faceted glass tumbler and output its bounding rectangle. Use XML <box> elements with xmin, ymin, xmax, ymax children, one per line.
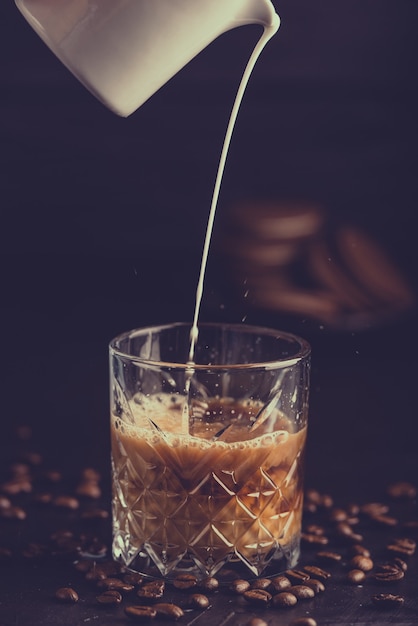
<box><xmin>109</xmin><ymin>322</ymin><xmax>310</xmax><ymax>581</ymax></box>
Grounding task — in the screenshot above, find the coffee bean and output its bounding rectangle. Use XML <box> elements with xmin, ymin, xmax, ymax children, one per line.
<box><xmin>370</xmin><ymin>514</ymin><xmax>398</xmax><ymax>527</ymax></box>
<box><xmin>347</xmin><ymin>569</ymin><xmax>366</xmax><ymax>584</ymax></box>
<box><xmin>243</xmin><ymin>588</ymin><xmax>272</xmax><ymax>606</ymax></box>
<box><xmin>1</xmin><ymin>478</ymin><xmax>32</xmax><ymax>495</ymax></box>
<box><xmin>0</xmin><ymin>496</ymin><xmax>11</xmax><ymax>509</ymax></box>
<box><xmin>229</xmin><ymin>578</ymin><xmax>250</xmax><ymax>594</ymax></box>
<box><xmin>387</xmin><ymin>481</ymin><xmax>417</xmax><ymax>500</ymax></box>
<box><xmin>349</xmin><ymin>555</ymin><xmax>374</xmax><ymax>572</ymax></box>
<box><xmin>304</xmin><ymin>524</ymin><xmax>326</xmax><ymax>536</ymax></box>
<box><xmin>55</xmin><ymin>587</ymin><xmax>79</xmax><ymax>603</ymax></box>
<box><xmin>285</xmin><ymin>569</ymin><xmax>310</xmax><ymax>583</ymax></box>
<box><xmin>386</xmin><ymin>537</ymin><xmax>416</xmax><ymax>556</ymax></box>
<box><xmin>315</xmin><ymin>550</ymin><xmax>342</xmax><ymax>564</ymax></box>
<box><xmin>272</xmin><ymin>591</ymin><xmax>298</xmax><ymax>608</ymax></box>
<box><xmin>186</xmin><ymin>593</ymin><xmax>210</xmax><ymax>609</ymax></box>
<box><xmin>329</xmin><ymin>507</ymin><xmax>348</xmax><ymax>522</ymax></box>
<box><xmin>288</xmin><ymin>618</ymin><xmax>317</xmax><ymax>626</ymax></box>
<box><xmin>97</xmin><ymin>577</ymin><xmax>134</xmax><ymax>592</ymax></box>
<box><xmin>53</xmin><ymin>496</ymin><xmax>80</xmax><ymax>510</ymax></box>
<box><xmin>302</xmin><ymin>532</ymin><xmax>329</xmax><ymax>546</ymax></box>
<box><xmin>304</xmin><ymin>578</ymin><xmax>325</xmax><ymax>593</ymax></box>
<box><xmin>270</xmin><ymin>575</ymin><xmax>292</xmax><ymax>593</ymax></box>
<box><xmin>248</xmin><ymin>618</ymin><xmax>268</xmax><ymax>626</ymax></box>
<box><xmin>287</xmin><ymin>585</ymin><xmax>315</xmax><ymax>600</ymax></box>
<box><xmin>361</xmin><ymin>502</ymin><xmax>389</xmax><ymax>517</ymax></box>
<box><xmin>123</xmin><ymin>572</ymin><xmax>144</xmax><ymax>586</ymax></box>
<box><xmin>74</xmin><ymin>559</ymin><xmax>93</xmax><ymax>573</ymax></box>
<box><xmin>76</xmin><ymin>481</ymin><xmax>102</xmax><ymax>498</ymax></box>
<box><xmin>22</xmin><ymin>542</ymin><xmax>47</xmax><ymax>559</ymax></box>
<box><xmin>391</xmin><ymin>557</ymin><xmax>408</xmax><ymax>572</ymax></box>
<box><xmin>96</xmin><ymin>590</ymin><xmax>123</xmax><ymax>605</ymax></box>
<box><xmin>198</xmin><ymin>576</ymin><xmax>219</xmax><ymax>593</ymax></box>
<box><xmin>346</xmin><ymin>502</ymin><xmax>360</xmax><ymax>516</ymax></box>
<box><xmin>371</xmin><ymin>593</ymin><xmax>405</xmax><ymax>609</ymax></box>
<box><xmin>303</xmin><ymin>565</ymin><xmax>331</xmax><ymax>580</ymax></box>
<box><xmin>153</xmin><ymin>603</ymin><xmax>184</xmax><ymax>620</ymax></box>
<box><xmin>81</xmin><ymin>508</ymin><xmax>109</xmax><ymax>521</ymax></box>
<box><xmin>125</xmin><ymin>605</ymin><xmax>157</xmax><ymax>620</ymax></box>
<box><xmin>373</xmin><ymin>564</ymin><xmax>404</xmax><ymax>583</ymax></box>
<box><xmin>0</xmin><ymin>506</ymin><xmax>27</xmax><ymax>520</ymax></box>
<box><xmin>33</xmin><ymin>492</ymin><xmax>53</xmax><ymax>505</ymax></box>
<box><xmin>349</xmin><ymin>544</ymin><xmax>371</xmax><ymax>558</ymax></box>
<box><xmin>172</xmin><ymin>573</ymin><xmax>197</xmax><ymax>590</ymax></box>
<box><xmin>251</xmin><ymin>578</ymin><xmax>271</xmax><ymax>590</ymax></box>
<box><xmin>137</xmin><ymin>580</ymin><xmax>165</xmax><ymax>600</ymax></box>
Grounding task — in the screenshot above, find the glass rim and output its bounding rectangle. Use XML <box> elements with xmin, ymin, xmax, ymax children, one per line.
<box><xmin>109</xmin><ymin>322</ymin><xmax>311</xmax><ymax>370</ymax></box>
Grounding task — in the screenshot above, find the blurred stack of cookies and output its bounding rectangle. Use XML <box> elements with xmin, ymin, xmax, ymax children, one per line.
<box><xmin>222</xmin><ymin>201</ymin><xmax>415</xmax><ymax>329</ymax></box>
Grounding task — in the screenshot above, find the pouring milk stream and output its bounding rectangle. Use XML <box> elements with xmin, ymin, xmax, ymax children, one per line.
<box><xmin>15</xmin><ymin>0</ymin><xmax>280</xmax><ymax>361</ymax></box>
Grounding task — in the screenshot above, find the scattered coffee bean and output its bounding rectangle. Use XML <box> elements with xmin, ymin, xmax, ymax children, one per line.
<box><xmin>287</xmin><ymin>585</ymin><xmax>315</xmax><ymax>600</ymax></box>
<box><xmin>53</xmin><ymin>496</ymin><xmax>80</xmax><ymax>510</ymax></box>
<box><xmin>386</xmin><ymin>537</ymin><xmax>416</xmax><ymax>556</ymax></box>
<box><xmin>137</xmin><ymin>580</ymin><xmax>165</xmax><ymax>600</ymax></box>
<box><xmin>97</xmin><ymin>577</ymin><xmax>134</xmax><ymax>592</ymax></box>
<box><xmin>0</xmin><ymin>496</ymin><xmax>11</xmax><ymax>509</ymax></box>
<box><xmin>387</xmin><ymin>481</ymin><xmax>417</xmax><ymax>500</ymax></box>
<box><xmin>304</xmin><ymin>578</ymin><xmax>325</xmax><ymax>594</ymax></box>
<box><xmin>371</xmin><ymin>593</ymin><xmax>405</xmax><ymax>609</ymax></box>
<box><xmin>288</xmin><ymin>618</ymin><xmax>317</xmax><ymax>626</ymax></box>
<box><xmin>270</xmin><ymin>575</ymin><xmax>292</xmax><ymax>592</ymax></box>
<box><xmin>229</xmin><ymin>578</ymin><xmax>250</xmax><ymax>594</ymax></box>
<box><xmin>248</xmin><ymin>618</ymin><xmax>268</xmax><ymax>626</ymax></box>
<box><xmin>81</xmin><ymin>508</ymin><xmax>109</xmax><ymax>521</ymax></box>
<box><xmin>123</xmin><ymin>572</ymin><xmax>144</xmax><ymax>586</ymax></box>
<box><xmin>347</xmin><ymin>569</ymin><xmax>366</xmax><ymax>584</ymax></box>
<box><xmin>370</xmin><ymin>514</ymin><xmax>398</xmax><ymax>527</ymax></box>
<box><xmin>349</xmin><ymin>544</ymin><xmax>371</xmax><ymax>557</ymax></box>
<box><xmin>96</xmin><ymin>589</ymin><xmax>123</xmax><ymax>605</ymax></box>
<box><xmin>349</xmin><ymin>555</ymin><xmax>374</xmax><ymax>572</ymax></box>
<box><xmin>391</xmin><ymin>557</ymin><xmax>408</xmax><ymax>572</ymax></box>
<box><xmin>0</xmin><ymin>506</ymin><xmax>27</xmax><ymax>520</ymax></box>
<box><xmin>361</xmin><ymin>502</ymin><xmax>389</xmax><ymax>517</ymax></box>
<box><xmin>285</xmin><ymin>569</ymin><xmax>310</xmax><ymax>583</ymax></box>
<box><xmin>125</xmin><ymin>605</ymin><xmax>157</xmax><ymax>621</ymax></box>
<box><xmin>172</xmin><ymin>573</ymin><xmax>197</xmax><ymax>590</ymax></box>
<box><xmin>198</xmin><ymin>576</ymin><xmax>219</xmax><ymax>593</ymax></box>
<box><xmin>315</xmin><ymin>550</ymin><xmax>342</xmax><ymax>564</ymax></box>
<box><xmin>251</xmin><ymin>578</ymin><xmax>271</xmax><ymax>590</ymax></box>
<box><xmin>272</xmin><ymin>591</ymin><xmax>298</xmax><ymax>608</ymax></box>
<box><xmin>153</xmin><ymin>602</ymin><xmax>184</xmax><ymax>620</ymax></box>
<box><xmin>186</xmin><ymin>593</ymin><xmax>210</xmax><ymax>610</ymax></box>
<box><xmin>55</xmin><ymin>587</ymin><xmax>79</xmax><ymax>603</ymax></box>
<box><xmin>22</xmin><ymin>542</ymin><xmax>47</xmax><ymax>559</ymax></box>
<box><xmin>243</xmin><ymin>588</ymin><xmax>272</xmax><ymax>606</ymax></box>
<box><xmin>304</xmin><ymin>524</ymin><xmax>326</xmax><ymax>536</ymax></box>
<box><xmin>373</xmin><ymin>564</ymin><xmax>405</xmax><ymax>583</ymax></box>
<box><xmin>303</xmin><ymin>565</ymin><xmax>331</xmax><ymax>580</ymax></box>
<box><xmin>329</xmin><ymin>507</ymin><xmax>348</xmax><ymax>522</ymax></box>
<box><xmin>302</xmin><ymin>532</ymin><xmax>329</xmax><ymax>545</ymax></box>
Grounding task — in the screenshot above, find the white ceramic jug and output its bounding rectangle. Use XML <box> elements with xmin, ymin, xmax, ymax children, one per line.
<box><xmin>15</xmin><ymin>0</ymin><xmax>280</xmax><ymax>117</ymax></box>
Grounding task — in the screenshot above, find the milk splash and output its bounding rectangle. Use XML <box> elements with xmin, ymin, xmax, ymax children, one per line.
<box><xmin>188</xmin><ymin>21</ymin><xmax>279</xmax><ymax>362</ymax></box>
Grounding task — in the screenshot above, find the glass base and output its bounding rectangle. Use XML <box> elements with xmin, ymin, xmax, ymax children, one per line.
<box><xmin>112</xmin><ymin>530</ymin><xmax>301</xmax><ymax>582</ymax></box>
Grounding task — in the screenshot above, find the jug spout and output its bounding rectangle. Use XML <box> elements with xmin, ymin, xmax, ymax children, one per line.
<box><xmin>15</xmin><ymin>0</ymin><xmax>280</xmax><ymax>117</ymax></box>
<box><xmin>233</xmin><ymin>0</ymin><xmax>280</xmax><ymax>31</ymax></box>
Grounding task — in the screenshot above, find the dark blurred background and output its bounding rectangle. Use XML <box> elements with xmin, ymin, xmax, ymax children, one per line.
<box><xmin>1</xmin><ymin>1</ymin><xmax>417</xmax><ymax>497</ymax></box>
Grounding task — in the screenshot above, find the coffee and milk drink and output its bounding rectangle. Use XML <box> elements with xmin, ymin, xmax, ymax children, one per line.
<box><xmin>111</xmin><ymin>393</ymin><xmax>307</xmax><ymax>578</ymax></box>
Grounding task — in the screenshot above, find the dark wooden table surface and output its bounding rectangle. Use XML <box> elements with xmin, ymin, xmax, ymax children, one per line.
<box><xmin>1</xmin><ymin>1</ymin><xmax>418</xmax><ymax>624</ymax></box>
